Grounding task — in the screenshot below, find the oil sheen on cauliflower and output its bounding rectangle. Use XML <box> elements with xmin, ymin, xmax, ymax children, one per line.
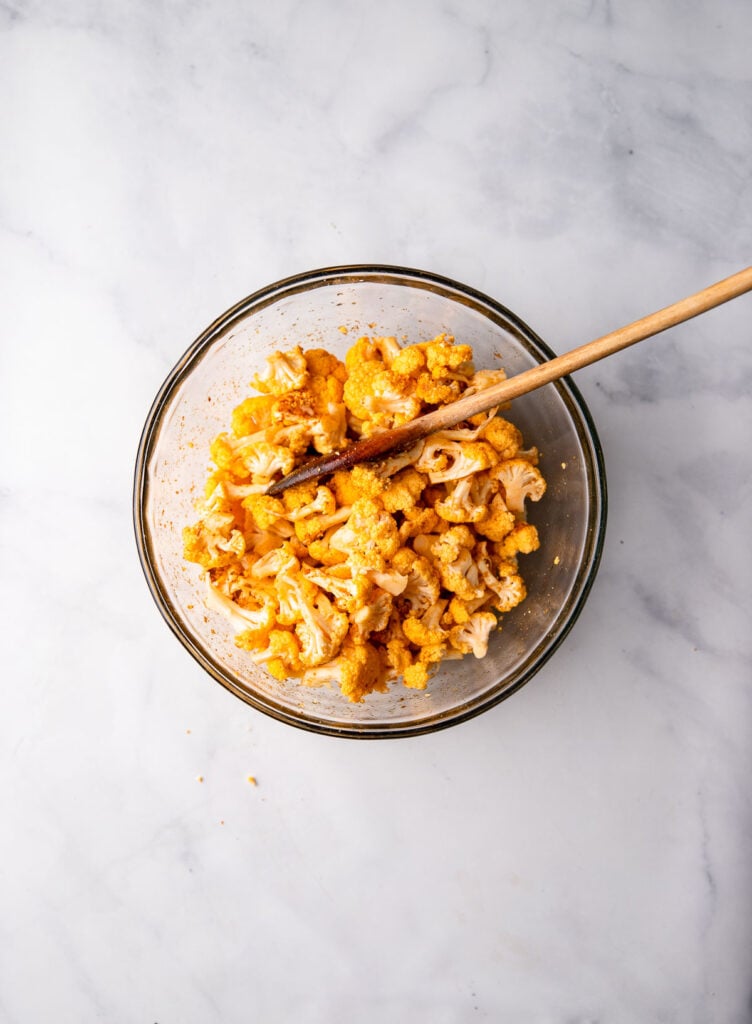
<box><xmin>183</xmin><ymin>334</ymin><xmax>546</xmax><ymax>702</ymax></box>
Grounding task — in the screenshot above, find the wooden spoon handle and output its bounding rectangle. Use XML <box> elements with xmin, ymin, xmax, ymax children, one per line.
<box><xmin>267</xmin><ymin>266</ymin><xmax>752</xmax><ymax>495</ymax></box>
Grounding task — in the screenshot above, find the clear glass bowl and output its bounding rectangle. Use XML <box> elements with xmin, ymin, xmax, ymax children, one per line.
<box><xmin>133</xmin><ymin>266</ymin><xmax>607</xmax><ymax>738</ymax></box>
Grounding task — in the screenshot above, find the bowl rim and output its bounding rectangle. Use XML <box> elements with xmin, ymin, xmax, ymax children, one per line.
<box><xmin>133</xmin><ymin>264</ymin><xmax>607</xmax><ymax>738</ymax></box>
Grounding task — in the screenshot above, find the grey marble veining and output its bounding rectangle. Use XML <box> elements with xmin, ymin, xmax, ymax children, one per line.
<box><xmin>1</xmin><ymin>1</ymin><xmax>751</xmax><ymax>1021</ymax></box>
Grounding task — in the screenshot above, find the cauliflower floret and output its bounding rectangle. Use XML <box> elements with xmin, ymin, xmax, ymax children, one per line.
<box><xmin>373</xmin><ymin>441</ymin><xmax>426</xmax><ymax>479</ymax></box>
<box><xmin>446</xmin><ymin>594</ymin><xmax>490</xmax><ymax>624</ymax></box>
<box><xmin>351</xmin><ymin>589</ymin><xmax>393</xmax><ymax>641</ymax></box>
<box><xmin>220</xmin><ymin>480</ymin><xmax>268</xmax><ymax>500</ymax></box>
<box><xmin>205</xmin><ymin>579</ymin><xmax>275</xmax><ymax>636</ymax></box>
<box><xmin>402</xmin><ymin>599</ymin><xmax>449</xmax><ymax>648</ymax></box>
<box><xmin>381</xmin><ymin>468</ymin><xmax>427</xmax><ymax>513</ymax></box>
<box><xmin>493</xmin><ymin>523</ymin><xmax>541</xmax><ymax>560</ymax></box>
<box><xmin>398</xmin><ymin>505</ymin><xmax>443</xmax><ymax>542</ymax></box>
<box><xmin>476</xmin><ymin>542</ymin><xmax>528</xmax><ymax>612</ymax></box>
<box><xmin>376</xmin><ymin>608</ymin><xmax>439</xmax><ymax>689</ymax></box>
<box><xmin>448</xmin><ymin>612</ymin><xmax>498</xmax><ymax>658</ymax></box>
<box><xmin>264</xmin><ymin>422</ymin><xmax>312</xmax><ymax>455</ymax></box>
<box><xmin>183</xmin><ymin>519</ymin><xmax>246</xmax><ymax>570</ymax></box>
<box><xmin>480</xmin><ymin>417</ymin><xmax>523</xmax><ymax>459</ymax></box>
<box><xmin>231</xmin><ymin>395</ymin><xmax>276</xmax><ymax>436</ymax></box>
<box><xmin>370</xmin><ymin>335</ymin><xmax>402</xmax><ymax>365</ymax></box>
<box><xmin>307</xmin><ymin>376</ymin><xmax>349</xmax><ymax>454</ymax></box>
<box><xmin>437</xmin><ymin>547</ymin><xmax>485</xmax><ymax>602</ymax></box>
<box><xmin>422</xmin><ymin>334</ymin><xmax>474</xmax><ymax>378</ymax></box>
<box><xmin>403</xmin><ymin>662</ymin><xmax>432</xmax><ymax>690</ymax></box>
<box><xmin>252</xmin><ymin>345</ymin><xmax>309</xmax><ymax>395</ymax></box>
<box><xmin>209</xmin><ymin>432</ymin><xmax>263</xmax><ymax>479</ymax></box>
<box><xmin>248</xmin><ymin>629</ymin><xmax>304</xmax><ymax>678</ymax></box>
<box><xmin>329</xmin><ymin>498</ymin><xmax>400</xmax><ymax>573</ymax></box>
<box><xmin>304</xmin><ymin>567</ymin><xmax>372</xmax><ymax>614</ymax></box>
<box><xmin>475</xmin><ymin>493</ymin><xmax>516</xmax><ymax>543</ymax></box>
<box><xmin>307</xmin><ymin>532</ymin><xmax>349</xmax><ymax>567</ymax></box>
<box><xmin>272</xmin><ymin>560</ymin><xmax>306</xmax><ymax>624</ymax></box>
<box><xmin>415</xmin><ymin>374</ymin><xmax>463</xmax><ymax>405</ymax></box>
<box><xmin>295</xmin><ymin>593</ymin><xmax>350</xmax><ymax>668</ymax></box>
<box><xmin>183</xmin><ymin>485</ymin><xmax>246</xmax><ymax>569</ymax></box>
<box><xmin>284</xmin><ymin>485</ymin><xmax>336</xmax><ymax>521</ymax></box>
<box><xmin>267</xmin><ymin>382</ymin><xmax>347</xmax><ymax>456</ymax></box>
<box><xmin>492</xmin><ymin>459</ymin><xmax>546</xmax><ymax>519</ymax></box>
<box><xmin>344</xmin><ymin>335</ymin><xmax>401</xmax><ymax>370</ymax></box>
<box><xmin>392</xmin><ymin>548</ymin><xmax>441</xmax><ymax>616</ymax></box>
<box><xmin>330</xmin><ymin>465</ymin><xmax>384</xmax><ymax>506</ymax></box>
<box><xmin>390</xmin><ymin>344</ymin><xmax>426</xmax><ymax>377</ymax></box>
<box><xmin>430</xmin><ymin>525</ymin><xmax>476</xmax><ymax>564</ymax></box>
<box><xmin>242</xmin><ymin>527</ymin><xmax>288</xmax><ymax>559</ymax></box>
<box><xmin>403</xmin><ymin>615</ymin><xmax>446</xmax><ymax>648</ymax></box>
<box><xmin>208</xmin><ymin>563</ymin><xmax>256</xmax><ymax>603</ymax></box>
<box><xmin>417</xmin><ymin>642</ymin><xmax>448</xmax><ymax>667</ymax></box>
<box><xmin>344</xmin><ymin>336</ymin><xmax>381</xmax><ymax>370</ymax></box>
<box><xmin>300</xmin><ymin>640</ymin><xmax>384</xmax><ymax>702</ymax></box>
<box><xmin>271</xmin><ymin>563</ymin><xmax>346</xmax><ymax>664</ymax></box>
<box><xmin>239</xmin><ymin>441</ymin><xmax>295</xmax><ymax>484</ymax></box>
<box><xmin>384</xmin><ymin>636</ymin><xmax>412</xmax><ymax>680</ymax></box>
<box><xmin>294</xmin><ymin>505</ymin><xmax>352</xmax><ymax>546</ymax></box>
<box><xmin>249</xmin><ymin>542</ymin><xmax>299</xmax><ymax>578</ymax></box>
<box><xmin>435</xmin><ymin>476</ymin><xmax>489</xmax><ymax>524</ymax></box>
<box><xmin>269</xmin><ymin>389</ymin><xmax>315</xmax><ymax>423</ymax></box>
<box><xmin>241</xmin><ymin>493</ymin><xmax>291</xmax><ymax>533</ymax></box>
<box><xmin>344</xmin><ymin>362</ymin><xmax>421</xmax><ymax>426</ymax></box>
<box><xmin>415</xmin><ymin>438</ymin><xmax>497</xmax><ymax>484</ymax></box>
<box><xmin>364</xmin><ymin>569</ymin><xmax>408</xmax><ymax>596</ymax></box>
<box><xmin>403</xmin><ymin>638</ymin><xmax>452</xmax><ymax>690</ymax></box>
<box><xmin>280</xmin><ymin>480</ymin><xmax>318</xmax><ymax>513</ymax></box>
<box><xmin>304</xmin><ymin>347</ymin><xmax>347</xmax><ymax>383</ymax></box>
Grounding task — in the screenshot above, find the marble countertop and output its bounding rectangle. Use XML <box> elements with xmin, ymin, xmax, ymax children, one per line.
<box><xmin>2</xmin><ymin>2</ymin><xmax>751</xmax><ymax>1021</ymax></box>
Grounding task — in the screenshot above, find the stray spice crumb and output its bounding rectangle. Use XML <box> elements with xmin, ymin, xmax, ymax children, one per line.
<box><xmin>247</xmin><ymin>775</ymin><xmax>258</xmax><ymax>786</ymax></box>
<box><xmin>561</xmin><ymin>462</ymin><xmax>567</xmax><ymax>469</ymax></box>
<box><xmin>196</xmin><ymin>775</ymin><xmax>204</xmax><ymax>783</ymax></box>
<box><xmin>338</xmin><ymin>325</ymin><xmax>348</xmax><ymax>334</ymax></box>
<box><xmin>553</xmin><ymin>556</ymin><xmax>560</xmax><ymax>565</ymax></box>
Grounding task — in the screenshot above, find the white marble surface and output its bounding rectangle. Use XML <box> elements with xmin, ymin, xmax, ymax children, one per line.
<box><xmin>2</xmin><ymin>1</ymin><xmax>751</xmax><ymax>1020</ymax></box>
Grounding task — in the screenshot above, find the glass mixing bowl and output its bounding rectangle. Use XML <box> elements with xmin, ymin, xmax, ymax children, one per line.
<box><xmin>133</xmin><ymin>266</ymin><xmax>606</xmax><ymax>738</ymax></box>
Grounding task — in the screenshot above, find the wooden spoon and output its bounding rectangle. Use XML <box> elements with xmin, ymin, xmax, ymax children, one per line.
<box><xmin>266</xmin><ymin>266</ymin><xmax>752</xmax><ymax>495</ymax></box>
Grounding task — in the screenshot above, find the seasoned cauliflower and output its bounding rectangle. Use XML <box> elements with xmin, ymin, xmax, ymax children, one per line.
<box><xmin>343</xmin><ymin>361</ymin><xmax>421</xmax><ymax>429</ymax></box>
<box><xmin>449</xmin><ymin>612</ymin><xmax>498</xmax><ymax>658</ymax></box>
<box><xmin>415</xmin><ymin>438</ymin><xmax>498</xmax><ymax>484</ymax></box>
<box><xmin>301</xmin><ymin>641</ymin><xmax>384</xmax><ymax>703</ymax></box>
<box><xmin>328</xmin><ymin>497</ymin><xmax>400</xmax><ymax>573</ymax></box>
<box><xmin>183</xmin><ymin>332</ymin><xmax>546</xmax><ymax>701</ymax></box>
<box><xmin>492</xmin><ymin>459</ymin><xmax>546</xmax><ymax>518</ymax></box>
<box><xmin>251</xmin><ymin>345</ymin><xmax>308</xmax><ymax>395</ymax></box>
